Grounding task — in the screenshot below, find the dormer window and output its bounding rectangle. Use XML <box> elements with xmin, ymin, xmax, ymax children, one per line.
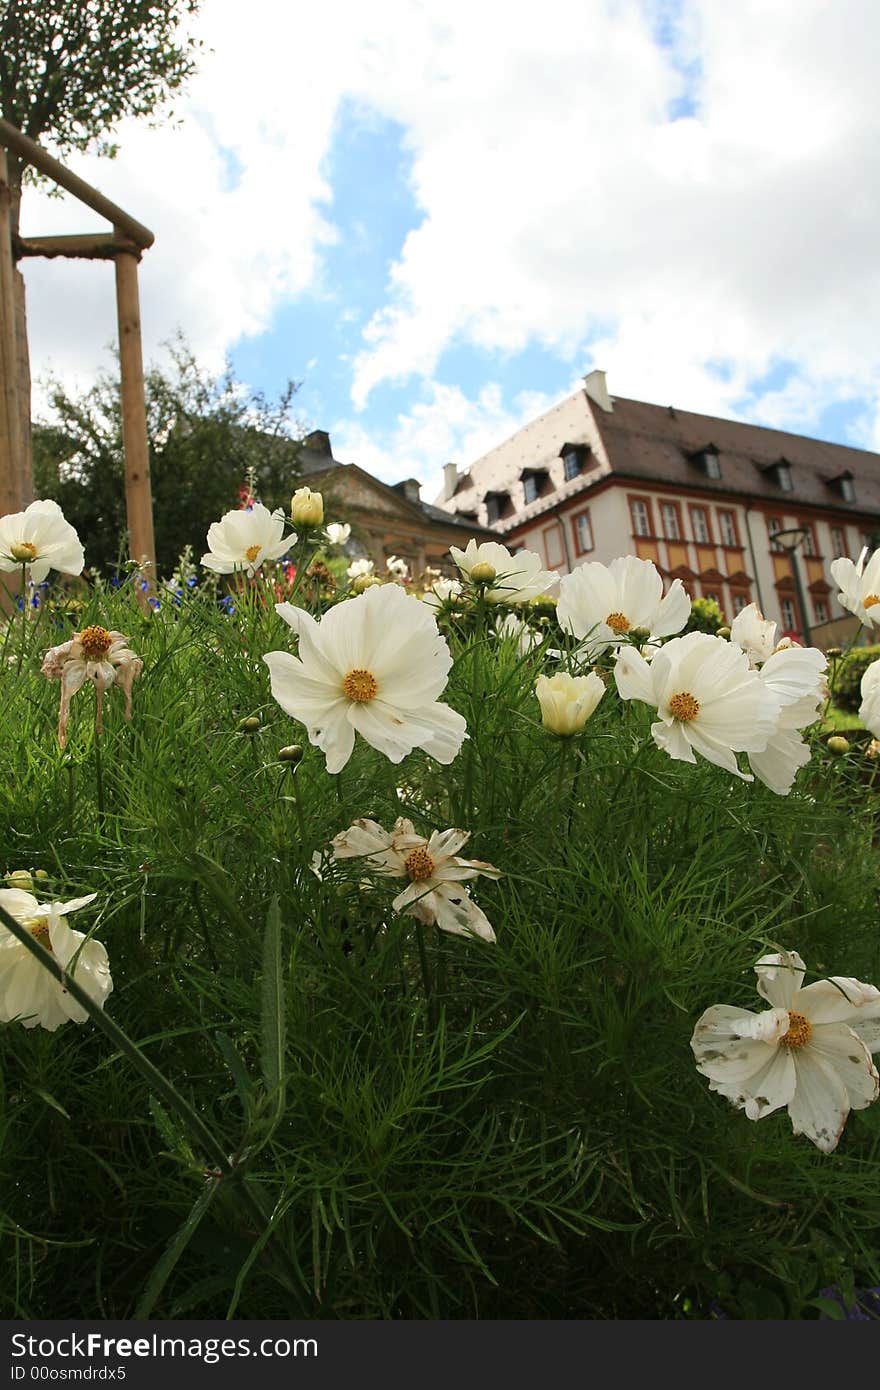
<box><xmin>520</xmin><ymin>467</ymin><xmax>550</xmax><ymax>505</ymax></box>
<box><xmin>763</xmin><ymin>458</ymin><xmax>794</xmax><ymax>492</ymax></box>
<box><xmin>688</xmin><ymin>444</ymin><xmax>721</xmax><ymax>480</ymax></box>
<box><xmin>484</xmin><ymin>490</ymin><xmax>511</xmax><ymax>525</ymax></box>
<box><xmin>559</xmin><ymin>443</ymin><xmax>589</xmax><ymax>481</ymax></box>
<box><xmin>827</xmin><ymin>470</ymin><xmax>856</xmax><ymax>503</ymax></box>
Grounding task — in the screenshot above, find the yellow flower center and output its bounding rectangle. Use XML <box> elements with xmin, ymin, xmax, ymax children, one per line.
<box><xmin>605</xmin><ymin>611</ymin><xmax>630</xmax><ymax>635</ymax></box>
<box><xmin>668</xmin><ymin>691</ymin><xmax>701</xmax><ymax>722</ymax></box>
<box><xmin>245</xmin><ymin>543</ymin><xmax>262</xmax><ymax>563</ymax></box>
<box><xmin>24</xmin><ymin>915</ymin><xmax>51</xmax><ymax>949</ymax></box>
<box><xmin>10</xmin><ymin>540</ymin><xmax>38</xmax><ymax>562</ymax></box>
<box><xmin>78</xmin><ymin>625</ymin><xmax>113</xmax><ymax>660</ymax></box>
<box><xmin>780</xmin><ymin>1010</ymin><xmax>812</xmax><ymax>1049</ymax></box>
<box><xmin>864</xmin><ymin>593</ymin><xmax>880</xmax><ymax>609</ymax></box>
<box><xmin>404</xmin><ymin>847</ymin><xmax>435</xmax><ymax>881</ymax></box>
<box><xmin>342</xmin><ymin>668</ymin><xmax>378</xmax><ymax>702</ymax></box>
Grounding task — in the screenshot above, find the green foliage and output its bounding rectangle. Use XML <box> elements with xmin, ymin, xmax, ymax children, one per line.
<box><xmin>1</xmin><ymin>582</ymin><xmax>879</xmax><ymax>1320</ymax></box>
<box><xmin>0</xmin><ymin>0</ymin><xmax>201</xmax><ymax>194</ymax></box>
<box><xmin>33</xmin><ymin>338</ymin><xmax>304</xmax><ymax>577</ymax></box>
<box><xmin>684</xmin><ymin>596</ymin><xmax>725</xmax><ymax>634</ymax></box>
<box><xmin>832</xmin><ymin>644</ymin><xmax>880</xmax><ymax>712</ymax></box>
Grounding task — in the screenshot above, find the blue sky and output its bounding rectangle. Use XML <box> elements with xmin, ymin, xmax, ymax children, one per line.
<box><xmin>22</xmin><ymin>0</ymin><xmax>880</xmax><ymax>501</ymax></box>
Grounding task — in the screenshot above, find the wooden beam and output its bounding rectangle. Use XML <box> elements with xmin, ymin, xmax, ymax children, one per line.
<box><xmin>114</xmin><ymin>235</ymin><xmax>156</xmax><ymax>583</ymax></box>
<box><xmin>14</xmin><ymin>232</ymin><xmax>141</xmax><ymax>261</ymax></box>
<box><xmin>0</xmin><ymin>118</ymin><xmax>154</xmax><ymax>248</ymax></box>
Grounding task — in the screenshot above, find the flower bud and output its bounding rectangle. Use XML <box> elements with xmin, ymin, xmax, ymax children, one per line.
<box><xmin>827</xmin><ymin>735</ymin><xmax>850</xmax><ymax>756</ymax></box>
<box><xmin>826</xmin><ymin>646</ymin><xmax>843</xmax><ymax>660</ymax></box>
<box><xmin>10</xmin><ymin>541</ymin><xmax>38</xmax><ymax>563</ymax></box>
<box><xmin>630</xmin><ymin>625</ymin><xmax>651</xmax><ymax>643</ymax></box>
<box><xmin>34</xmin><ymin>869</ymin><xmax>50</xmax><ymax>882</ymax></box>
<box><xmin>238</xmin><ymin>715</ymin><xmax>261</xmax><ymax>734</ymax></box>
<box><xmin>469</xmin><ymin>561</ymin><xmax>497</xmax><ymax>584</ymax></box>
<box><xmin>535</xmin><ymin>671</ymin><xmax>605</xmax><ymax>735</ymax></box>
<box><xmin>279</xmin><ymin>744</ymin><xmax>304</xmax><ymax>764</ymax></box>
<box><xmin>291</xmin><ymin>487</ymin><xmax>324</xmax><ymax>526</ymax></box>
<box><xmin>4</xmin><ymin>869</ymin><xmax>33</xmax><ymax>891</ymax></box>
<box><xmin>717</xmin><ymin>626</ymin><xmax>731</xmax><ymax>639</ymax></box>
<box><xmin>352</xmin><ymin>574</ymin><xmax>382</xmax><ymax>594</ymax></box>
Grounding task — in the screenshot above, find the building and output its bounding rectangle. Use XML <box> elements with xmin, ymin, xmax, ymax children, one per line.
<box><xmin>298</xmin><ymin>430</ymin><xmax>494</xmax><ymax>579</ymax></box>
<box><xmin>434</xmin><ymin>371</ymin><xmax>880</xmax><ymax>643</ymax></box>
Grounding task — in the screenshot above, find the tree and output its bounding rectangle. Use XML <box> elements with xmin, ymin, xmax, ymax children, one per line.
<box><xmin>33</xmin><ymin>338</ymin><xmax>305</xmax><ymax>578</ymax></box>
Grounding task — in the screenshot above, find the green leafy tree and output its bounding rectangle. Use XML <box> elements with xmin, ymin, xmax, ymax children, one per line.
<box><xmin>33</xmin><ymin>338</ymin><xmax>304</xmax><ymax>577</ymax></box>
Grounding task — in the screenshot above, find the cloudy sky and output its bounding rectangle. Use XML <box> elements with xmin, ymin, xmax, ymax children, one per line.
<box><xmin>18</xmin><ymin>0</ymin><xmax>880</xmax><ymax>501</ymax></box>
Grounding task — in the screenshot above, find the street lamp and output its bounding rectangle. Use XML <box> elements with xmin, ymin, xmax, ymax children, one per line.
<box><xmin>771</xmin><ymin>526</ymin><xmax>812</xmax><ymax>646</ymax></box>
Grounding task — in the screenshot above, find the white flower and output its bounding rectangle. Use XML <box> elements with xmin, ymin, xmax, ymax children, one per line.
<box><xmin>495</xmin><ymin>612</ymin><xmax>540</xmax><ymax>654</ymax></box>
<box><xmin>291</xmin><ymin>487</ymin><xmax>324</xmax><ymax>525</ymax></box>
<box><xmin>326</xmin><ymin>523</ymin><xmax>351</xmax><ymax>547</ymax></box>
<box><xmin>535</xmin><ymin>671</ymin><xmax>605</xmax><ymax>735</ymax></box>
<box><xmin>0</xmin><ymin>887</ymin><xmax>112</xmax><ymax>1031</ymax></box>
<box><xmin>614</xmin><ymin>631</ymin><xmax>781</xmax><ymax>779</ymax></box>
<box><xmin>557</xmin><ymin>555</ymin><xmax>690</xmax><ymax>656</ymax></box>
<box><xmin>859</xmin><ymin>659</ymin><xmax>880</xmax><ymax>739</ymax></box>
<box><xmin>729</xmin><ymin>602</ymin><xmax>778</xmax><ymax>666</ymax></box>
<box><xmin>830</xmin><ymin>547</ymin><xmax>880</xmax><ymax>628</ymax></box>
<box><xmin>386</xmin><ymin>554</ymin><xmax>409</xmax><ymax>579</ymax></box>
<box><xmin>347</xmin><ymin>557</ymin><xmax>374</xmax><ymax>580</ymax></box>
<box><xmin>691</xmin><ymin>950</ymin><xmax>880</xmax><ymax>1153</ymax></box>
<box><xmin>746</xmin><ymin>644</ymin><xmax>827</xmax><ymax>794</ymax></box>
<box><xmin>449</xmin><ymin>539</ymin><xmax>558</xmax><ymax>604</ymax></box>
<box><xmin>41</xmin><ymin>625</ymin><xmax>143</xmax><ymax>748</ymax></box>
<box><xmin>264</xmin><ymin>583</ymin><xmax>467</xmax><ymax>773</ymax></box>
<box><xmin>201</xmin><ymin>502</ymin><xmax>295</xmax><ymax>578</ymax></box>
<box><xmin>330</xmin><ymin>817</ymin><xmax>500</xmax><ymax>942</ymax></box>
<box><xmin>0</xmin><ymin>499</ymin><xmax>84</xmax><ymax>583</ymax></box>
<box><xmin>421</xmin><ymin>576</ymin><xmax>462</xmax><ymax>611</ymax></box>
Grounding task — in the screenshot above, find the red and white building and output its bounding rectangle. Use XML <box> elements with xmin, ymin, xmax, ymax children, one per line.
<box><xmin>434</xmin><ymin>371</ymin><xmax>880</xmax><ymax>643</ymax></box>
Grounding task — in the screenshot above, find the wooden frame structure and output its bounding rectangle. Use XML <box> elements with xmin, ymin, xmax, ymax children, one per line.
<box><xmin>0</xmin><ymin>117</ymin><xmax>156</xmax><ymax>580</ymax></box>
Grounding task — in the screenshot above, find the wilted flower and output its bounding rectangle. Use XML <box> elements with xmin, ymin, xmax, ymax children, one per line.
<box><xmin>557</xmin><ymin>556</ymin><xmax>690</xmax><ymax>656</ymax></box>
<box><xmin>449</xmin><ymin>540</ymin><xmax>558</xmax><ymax>604</ymax></box>
<box><xmin>264</xmin><ymin>582</ymin><xmax>467</xmax><ymax>773</ymax></box>
<box><xmin>41</xmin><ymin>625</ymin><xmax>143</xmax><ymax>748</ymax></box>
<box><xmin>0</xmin><ymin>887</ymin><xmax>112</xmax><ymax>1031</ymax></box>
<box><xmin>0</xmin><ymin>499</ymin><xmax>84</xmax><ymax>583</ymax></box>
<box><xmin>535</xmin><ymin>671</ymin><xmax>605</xmax><ymax>735</ymax></box>
<box><xmin>201</xmin><ymin>502</ymin><xmax>295</xmax><ymax>578</ymax></box>
<box><xmin>830</xmin><ymin>547</ymin><xmax>880</xmax><ymax>628</ymax></box>
<box><xmin>347</xmin><ymin>557</ymin><xmax>375</xmax><ymax>581</ymax></box>
<box><xmin>325</xmin><ymin>523</ymin><xmax>351</xmax><ymax>547</ymax></box>
<box><xmin>4</xmin><ymin>870</ymin><xmax>33</xmax><ymax>891</ymax></box>
<box><xmin>614</xmin><ymin>631</ymin><xmax>781</xmax><ymax>779</ymax></box>
<box><xmin>291</xmin><ymin>487</ymin><xmax>324</xmax><ymax>526</ymax></box>
<box><xmin>330</xmin><ymin>817</ymin><xmax>500</xmax><ymax>941</ymax></box>
<box><xmin>691</xmin><ymin>950</ymin><xmax>880</xmax><ymax>1153</ymax></box>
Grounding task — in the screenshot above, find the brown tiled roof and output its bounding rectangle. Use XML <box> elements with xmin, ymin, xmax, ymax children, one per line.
<box><xmin>595</xmin><ymin>397</ymin><xmax>880</xmax><ymax>515</ymax></box>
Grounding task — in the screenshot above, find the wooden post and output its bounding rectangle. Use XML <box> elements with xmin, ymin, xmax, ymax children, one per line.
<box><xmin>0</xmin><ymin>146</ymin><xmax>22</xmax><ymax>520</ymax></box>
<box><xmin>114</xmin><ymin>232</ymin><xmax>156</xmax><ymax>583</ymax></box>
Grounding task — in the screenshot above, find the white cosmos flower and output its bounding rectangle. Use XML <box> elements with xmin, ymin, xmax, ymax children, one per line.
<box><xmin>535</xmin><ymin>671</ymin><xmax>605</xmax><ymax>735</ymax></box>
<box><xmin>0</xmin><ymin>888</ymin><xmax>112</xmax><ymax>1031</ymax></box>
<box><xmin>421</xmin><ymin>576</ymin><xmax>462</xmax><ymax>611</ymax></box>
<box><xmin>557</xmin><ymin>555</ymin><xmax>690</xmax><ymax>656</ymax></box>
<box><xmin>330</xmin><ymin>817</ymin><xmax>500</xmax><ymax>941</ymax></box>
<box><xmin>264</xmin><ymin>583</ymin><xmax>467</xmax><ymax>773</ymax></box>
<box><xmin>386</xmin><ymin>554</ymin><xmax>409</xmax><ymax>579</ymax></box>
<box><xmin>858</xmin><ymin>659</ymin><xmax>880</xmax><ymax>739</ymax></box>
<box><xmin>0</xmin><ymin>499</ymin><xmax>84</xmax><ymax>583</ymax></box>
<box><xmin>496</xmin><ymin>612</ymin><xmax>541</xmax><ymax>654</ymax></box>
<box><xmin>691</xmin><ymin>950</ymin><xmax>880</xmax><ymax>1153</ymax></box>
<box><xmin>325</xmin><ymin>523</ymin><xmax>351</xmax><ymax>547</ymax></box>
<box><xmin>347</xmin><ymin>557</ymin><xmax>374</xmax><ymax>580</ymax></box>
<box><xmin>201</xmin><ymin>502</ymin><xmax>295</xmax><ymax>578</ymax></box>
<box><xmin>41</xmin><ymin>625</ymin><xmax>143</xmax><ymax>748</ymax></box>
<box><xmin>830</xmin><ymin>547</ymin><xmax>880</xmax><ymax>628</ymax></box>
<box><xmin>729</xmin><ymin>602</ymin><xmax>779</xmax><ymax>666</ymax></box>
<box><xmin>449</xmin><ymin>539</ymin><xmax>558</xmax><ymax>604</ymax></box>
<box><xmin>746</xmin><ymin>644</ymin><xmax>827</xmax><ymax>794</ymax></box>
<box><xmin>614</xmin><ymin>631</ymin><xmax>781</xmax><ymax>779</ymax></box>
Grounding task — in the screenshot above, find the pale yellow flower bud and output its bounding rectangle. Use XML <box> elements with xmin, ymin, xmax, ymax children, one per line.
<box><xmin>535</xmin><ymin>671</ymin><xmax>605</xmax><ymax>736</ymax></box>
<box><xmin>470</xmin><ymin>561</ymin><xmax>497</xmax><ymax>583</ymax></box>
<box><xmin>291</xmin><ymin>487</ymin><xmax>324</xmax><ymax>526</ymax></box>
<box><xmin>352</xmin><ymin>574</ymin><xmax>383</xmax><ymax>594</ymax></box>
<box><xmin>827</xmin><ymin>735</ymin><xmax>850</xmax><ymax>756</ymax></box>
<box><xmin>4</xmin><ymin>869</ymin><xmax>33</xmax><ymax>891</ymax></box>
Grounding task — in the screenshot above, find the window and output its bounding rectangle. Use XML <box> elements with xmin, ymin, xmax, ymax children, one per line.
<box><xmin>485</xmin><ymin>493</ymin><xmax>509</xmax><ymax>524</ymax></box>
<box><xmin>562</xmin><ymin>447</ymin><xmax>585</xmax><ymax>481</ymax></box>
<box><xmin>813</xmin><ymin>598</ymin><xmax>829</xmax><ymax>624</ymax></box>
<box><xmin>781</xmin><ymin>597</ymin><xmax>798</xmax><ymax>632</ymax></box>
<box><xmin>841</xmin><ymin>476</ymin><xmax>856</xmax><ymax>503</ymax></box>
<box><xmin>718</xmin><ymin>510</ymin><xmax>738</xmax><ymax>547</ymax></box>
<box><xmin>660</xmin><ymin>502</ymin><xmax>681</xmax><ymax>540</ymax></box>
<box><xmin>774</xmin><ymin>462</ymin><xmax>794</xmax><ymax>492</ymax></box>
<box><xmin>767</xmin><ymin>517</ymin><xmax>782</xmax><ymax>551</ymax></box>
<box><xmin>573</xmin><ymin>511</ymin><xmax>594</xmax><ymax>554</ymax></box>
<box><xmin>523</xmin><ymin>474</ymin><xmax>540</xmax><ymax>504</ymax></box>
<box><xmin>690</xmin><ymin>506</ymin><xmax>710</xmax><ymax>543</ymax></box>
<box><xmin>630</xmin><ymin>499</ymin><xmax>651</xmax><ymax>537</ymax></box>
<box><xmin>799</xmin><ymin>523</ymin><xmax>817</xmax><ymax>557</ymax></box>
<box><xmin>831</xmin><ymin>526</ymin><xmax>846</xmax><ymax>558</ymax></box>
<box><xmin>703</xmin><ymin>453</ymin><xmax>721</xmax><ymax>480</ymax></box>
<box><xmin>543</xmin><ymin>524</ymin><xmax>564</xmax><ymax>569</ymax></box>
<box><xmin>703</xmin><ymin>591</ymin><xmax>719</xmax><ymax>604</ymax></box>
<box><xmin>731</xmin><ymin>593</ymin><xmax>749</xmax><ymax>616</ymax></box>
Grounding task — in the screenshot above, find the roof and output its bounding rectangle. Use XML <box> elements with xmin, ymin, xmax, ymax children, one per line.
<box><xmin>594</xmin><ymin>396</ymin><xmax>880</xmax><ymax>515</ymax></box>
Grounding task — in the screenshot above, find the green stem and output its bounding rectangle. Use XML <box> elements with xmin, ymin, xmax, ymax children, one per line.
<box><xmin>288</xmin><ymin>767</ymin><xmax>308</xmax><ymax>850</ymax></box>
<box><xmin>94</xmin><ymin>721</ymin><xmax>106</xmax><ymax>833</ymax></box>
<box><xmin>414</xmin><ymin>920</ymin><xmax>437</xmax><ymax>1028</ymax></box>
